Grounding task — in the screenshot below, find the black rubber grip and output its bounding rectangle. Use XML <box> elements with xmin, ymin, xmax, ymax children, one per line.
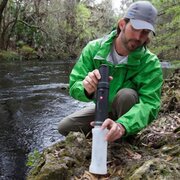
<box><xmin>95</xmin><ymin>64</ymin><xmax>109</xmax><ymax>126</ymax></box>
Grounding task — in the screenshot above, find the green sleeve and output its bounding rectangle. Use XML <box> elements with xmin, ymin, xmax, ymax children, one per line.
<box><xmin>117</xmin><ymin>56</ymin><xmax>163</xmax><ymax>136</ymax></box>
<box><xmin>69</xmin><ymin>41</ymin><xmax>100</xmax><ymax>102</ymax></box>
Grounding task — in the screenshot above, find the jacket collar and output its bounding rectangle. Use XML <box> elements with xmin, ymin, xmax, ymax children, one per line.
<box><xmin>94</xmin><ymin>30</ymin><xmax>147</xmax><ymax>66</ymax></box>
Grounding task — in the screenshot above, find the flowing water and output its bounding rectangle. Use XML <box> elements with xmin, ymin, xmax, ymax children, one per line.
<box><xmin>0</xmin><ymin>60</ymin><xmax>90</xmax><ymax>180</ymax></box>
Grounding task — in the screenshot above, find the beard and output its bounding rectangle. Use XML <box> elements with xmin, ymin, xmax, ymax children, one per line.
<box><xmin>120</xmin><ymin>28</ymin><xmax>144</xmax><ymax>52</ymax></box>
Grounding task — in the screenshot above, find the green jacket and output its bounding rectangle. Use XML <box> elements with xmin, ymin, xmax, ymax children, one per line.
<box><xmin>69</xmin><ymin>30</ymin><xmax>163</xmax><ymax>136</ymax></box>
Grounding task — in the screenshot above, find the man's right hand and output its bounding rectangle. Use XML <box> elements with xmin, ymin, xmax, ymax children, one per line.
<box><xmin>83</xmin><ymin>69</ymin><xmax>113</xmax><ymax>96</ymax></box>
<box><xmin>83</xmin><ymin>69</ymin><xmax>101</xmax><ymax>96</ymax></box>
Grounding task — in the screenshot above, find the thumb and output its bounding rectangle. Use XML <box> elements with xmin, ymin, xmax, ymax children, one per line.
<box><xmin>90</xmin><ymin>121</ymin><xmax>95</xmax><ymax>127</ymax></box>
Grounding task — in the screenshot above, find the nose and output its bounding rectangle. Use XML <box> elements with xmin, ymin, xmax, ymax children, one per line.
<box><xmin>134</xmin><ymin>31</ymin><xmax>141</xmax><ymax>41</ymax></box>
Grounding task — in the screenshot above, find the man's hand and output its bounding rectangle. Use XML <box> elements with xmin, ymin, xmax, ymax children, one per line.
<box><xmin>83</xmin><ymin>69</ymin><xmax>113</xmax><ymax>96</ymax></box>
<box><xmin>101</xmin><ymin>119</ymin><xmax>125</xmax><ymax>142</ymax></box>
<box><xmin>83</xmin><ymin>69</ymin><xmax>100</xmax><ymax>96</ymax></box>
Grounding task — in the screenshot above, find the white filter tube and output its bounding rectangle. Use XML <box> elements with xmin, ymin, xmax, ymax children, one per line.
<box><xmin>89</xmin><ymin>127</ymin><xmax>108</xmax><ymax>174</ymax></box>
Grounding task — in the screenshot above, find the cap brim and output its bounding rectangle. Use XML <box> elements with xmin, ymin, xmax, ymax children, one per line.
<box><xmin>130</xmin><ymin>19</ymin><xmax>155</xmax><ymax>35</ymax></box>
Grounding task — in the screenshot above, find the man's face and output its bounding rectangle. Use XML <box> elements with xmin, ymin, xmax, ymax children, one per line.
<box><xmin>120</xmin><ymin>21</ymin><xmax>150</xmax><ymax>52</ymax></box>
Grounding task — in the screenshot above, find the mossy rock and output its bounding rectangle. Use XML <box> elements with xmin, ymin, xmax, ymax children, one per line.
<box><xmin>27</xmin><ymin>128</ymin><xmax>180</xmax><ymax>179</ymax></box>
<box><xmin>128</xmin><ymin>158</ymin><xmax>180</xmax><ymax>180</ymax></box>
<box><xmin>27</xmin><ymin>132</ymin><xmax>91</xmax><ymax>180</ymax></box>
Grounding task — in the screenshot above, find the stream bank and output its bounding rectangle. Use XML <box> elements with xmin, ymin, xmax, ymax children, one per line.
<box><xmin>27</xmin><ymin>69</ymin><xmax>180</xmax><ymax>180</ymax></box>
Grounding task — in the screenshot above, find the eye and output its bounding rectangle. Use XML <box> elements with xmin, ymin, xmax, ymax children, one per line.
<box><xmin>142</xmin><ymin>30</ymin><xmax>151</xmax><ymax>35</ymax></box>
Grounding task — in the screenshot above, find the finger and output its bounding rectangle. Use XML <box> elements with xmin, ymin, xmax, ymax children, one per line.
<box><xmin>88</xmin><ymin>71</ymin><xmax>99</xmax><ymax>85</ymax></box>
<box><xmin>93</xmin><ymin>69</ymin><xmax>101</xmax><ymax>80</ymax></box>
<box><xmin>101</xmin><ymin>118</ymin><xmax>113</xmax><ymax>130</ymax></box>
<box><xmin>83</xmin><ymin>73</ymin><xmax>97</xmax><ymax>89</ymax></box>
<box><xmin>83</xmin><ymin>79</ymin><xmax>95</xmax><ymax>94</ymax></box>
<box><xmin>105</xmin><ymin>124</ymin><xmax>122</xmax><ymax>142</ymax></box>
<box><xmin>107</xmin><ymin>129</ymin><xmax>121</xmax><ymax>142</ymax></box>
<box><xmin>85</xmin><ymin>75</ymin><xmax>97</xmax><ymax>89</ymax></box>
<box><xmin>90</xmin><ymin>121</ymin><xmax>95</xmax><ymax>127</ymax></box>
<box><xmin>109</xmin><ymin>76</ymin><xmax>113</xmax><ymax>81</ymax></box>
<box><xmin>105</xmin><ymin>123</ymin><xmax>117</xmax><ymax>139</ymax></box>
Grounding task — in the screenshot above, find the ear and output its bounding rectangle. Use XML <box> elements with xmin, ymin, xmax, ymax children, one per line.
<box><xmin>118</xmin><ymin>19</ymin><xmax>126</xmax><ymax>31</ymax></box>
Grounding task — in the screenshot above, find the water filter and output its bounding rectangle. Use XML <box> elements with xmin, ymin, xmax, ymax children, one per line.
<box><xmin>89</xmin><ymin>127</ymin><xmax>108</xmax><ymax>174</ymax></box>
<box><xmin>89</xmin><ymin>64</ymin><xmax>109</xmax><ymax>175</ymax></box>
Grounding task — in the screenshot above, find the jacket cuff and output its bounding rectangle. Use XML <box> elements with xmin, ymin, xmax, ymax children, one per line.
<box><xmin>84</xmin><ymin>89</ymin><xmax>95</xmax><ymax>100</ymax></box>
<box><xmin>116</xmin><ymin>119</ymin><xmax>131</xmax><ymax>137</ymax></box>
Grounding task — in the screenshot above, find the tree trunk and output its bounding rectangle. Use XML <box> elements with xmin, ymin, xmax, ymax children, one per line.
<box><xmin>0</xmin><ymin>0</ymin><xmax>8</xmax><ymax>49</ymax></box>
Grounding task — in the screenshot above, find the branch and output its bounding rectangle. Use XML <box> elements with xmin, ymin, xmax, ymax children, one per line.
<box><xmin>0</xmin><ymin>0</ymin><xmax>8</xmax><ymax>15</ymax></box>
<box><xmin>17</xmin><ymin>20</ymin><xmax>48</xmax><ymax>37</ymax></box>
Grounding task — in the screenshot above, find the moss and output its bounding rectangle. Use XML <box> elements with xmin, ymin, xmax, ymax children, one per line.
<box><xmin>127</xmin><ymin>158</ymin><xmax>179</xmax><ymax>180</ymax></box>
<box><xmin>171</xmin><ymin>60</ymin><xmax>180</xmax><ymax>68</ymax></box>
<box><xmin>20</xmin><ymin>45</ymin><xmax>35</xmax><ymax>54</ymax></box>
<box><xmin>19</xmin><ymin>45</ymin><xmax>37</xmax><ymax>60</ymax></box>
<box><xmin>0</xmin><ymin>45</ymin><xmax>37</xmax><ymax>61</ymax></box>
<box><xmin>0</xmin><ymin>50</ymin><xmax>19</xmax><ymax>61</ymax></box>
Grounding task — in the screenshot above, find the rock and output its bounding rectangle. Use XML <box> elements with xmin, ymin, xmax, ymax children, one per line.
<box><xmin>27</xmin><ymin>132</ymin><xmax>91</xmax><ymax>180</ymax></box>
<box><xmin>129</xmin><ymin>158</ymin><xmax>179</xmax><ymax>180</ymax></box>
<box><xmin>27</xmin><ymin>127</ymin><xmax>180</xmax><ymax>179</ymax></box>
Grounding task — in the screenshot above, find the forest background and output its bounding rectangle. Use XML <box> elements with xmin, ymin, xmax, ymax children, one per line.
<box><xmin>0</xmin><ymin>0</ymin><xmax>179</xmax><ymax>62</ymax></box>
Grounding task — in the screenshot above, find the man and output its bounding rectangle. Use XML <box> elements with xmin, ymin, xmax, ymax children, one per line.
<box><xmin>58</xmin><ymin>1</ymin><xmax>163</xmax><ymax>142</ymax></box>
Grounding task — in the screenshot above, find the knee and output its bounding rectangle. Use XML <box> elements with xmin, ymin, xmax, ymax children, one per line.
<box><xmin>112</xmin><ymin>88</ymin><xmax>139</xmax><ymax>118</ymax></box>
<box><xmin>58</xmin><ymin>118</ymin><xmax>69</xmax><ymax>136</ymax></box>
<box><xmin>116</xmin><ymin>88</ymin><xmax>138</xmax><ymax>103</ymax></box>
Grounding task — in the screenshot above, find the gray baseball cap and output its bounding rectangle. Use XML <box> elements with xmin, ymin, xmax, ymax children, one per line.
<box><xmin>124</xmin><ymin>1</ymin><xmax>157</xmax><ymax>34</ymax></box>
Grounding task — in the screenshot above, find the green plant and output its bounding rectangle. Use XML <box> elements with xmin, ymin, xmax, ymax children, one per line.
<box><xmin>26</xmin><ymin>149</ymin><xmax>41</xmax><ymax>167</ymax></box>
<box><xmin>0</xmin><ymin>50</ymin><xmax>19</xmax><ymax>61</ymax></box>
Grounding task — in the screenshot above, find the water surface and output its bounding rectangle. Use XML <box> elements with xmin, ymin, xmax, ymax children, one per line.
<box><xmin>0</xmin><ymin>61</ymin><xmax>90</xmax><ymax>179</ymax></box>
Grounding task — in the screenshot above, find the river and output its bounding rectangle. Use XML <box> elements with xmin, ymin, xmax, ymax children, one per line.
<box><xmin>0</xmin><ymin>60</ymin><xmax>90</xmax><ymax>180</ymax></box>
